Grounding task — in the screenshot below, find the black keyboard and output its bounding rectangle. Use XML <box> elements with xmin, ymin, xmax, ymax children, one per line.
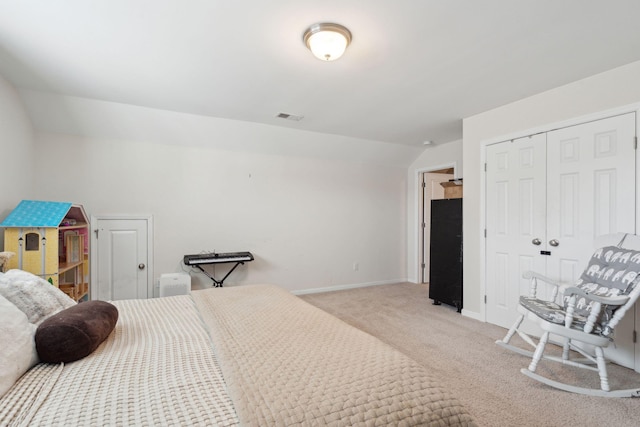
<box><xmin>183</xmin><ymin>251</ymin><xmax>254</xmax><ymax>265</ymax></box>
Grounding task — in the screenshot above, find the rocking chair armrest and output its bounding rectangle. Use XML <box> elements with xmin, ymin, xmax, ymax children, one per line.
<box><xmin>523</xmin><ymin>271</ymin><xmax>565</xmax><ymax>300</ymax></box>
<box><xmin>523</xmin><ymin>271</ymin><xmax>560</xmax><ymax>286</ymax></box>
<box><xmin>563</xmin><ymin>286</ymin><xmax>629</xmax><ymax>306</ymax></box>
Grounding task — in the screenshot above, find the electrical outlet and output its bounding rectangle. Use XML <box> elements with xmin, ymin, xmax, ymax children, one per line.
<box><xmin>353</xmin><ymin>262</ymin><xmax>359</xmax><ymax>271</ymax></box>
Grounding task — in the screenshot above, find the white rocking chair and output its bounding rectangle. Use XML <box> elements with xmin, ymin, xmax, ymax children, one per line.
<box><xmin>496</xmin><ymin>235</ymin><xmax>640</xmax><ymax>397</ymax></box>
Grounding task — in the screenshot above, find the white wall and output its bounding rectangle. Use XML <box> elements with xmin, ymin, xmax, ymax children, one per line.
<box><xmin>0</xmin><ymin>74</ymin><xmax>34</xmax><ymax>248</ymax></box>
<box><xmin>462</xmin><ymin>60</ymin><xmax>640</xmax><ymax>318</ymax></box>
<box><xmin>27</xmin><ymin>93</ymin><xmax>425</xmax><ymax>293</ymax></box>
<box><xmin>406</xmin><ymin>140</ymin><xmax>462</xmax><ymax>282</ymax></box>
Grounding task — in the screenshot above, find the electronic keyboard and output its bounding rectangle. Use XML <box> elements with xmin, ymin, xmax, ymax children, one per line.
<box><xmin>183</xmin><ymin>251</ymin><xmax>254</xmax><ymax>265</ymax></box>
<box><xmin>183</xmin><ymin>251</ymin><xmax>254</xmax><ymax>287</ymax></box>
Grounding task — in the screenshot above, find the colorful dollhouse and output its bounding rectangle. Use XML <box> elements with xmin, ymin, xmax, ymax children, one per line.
<box><xmin>0</xmin><ymin>200</ymin><xmax>90</xmax><ymax>301</ymax></box>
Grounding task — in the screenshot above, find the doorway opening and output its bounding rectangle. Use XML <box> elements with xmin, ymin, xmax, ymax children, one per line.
<box><xmin>419</xmin><ymin>166</ymin><xmax>455</xmax><ymax>284</ymax></box>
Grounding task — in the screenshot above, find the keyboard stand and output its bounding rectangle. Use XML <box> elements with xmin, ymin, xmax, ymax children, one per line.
<box><xmin>193</xmin><ymin>261</ymin><xmax>246</xmax><ymax>287</ymax></box>
<box><xmin>183</xmin><ymin>251</ymin><xmax>254</xmax><ymax>287</ymax></box>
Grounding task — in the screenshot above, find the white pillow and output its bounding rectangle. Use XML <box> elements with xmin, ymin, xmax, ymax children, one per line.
<box><xmin>0</xmin><ymin>294</ymin><xmax>39</xmax><ymax>398</ymax></box>
<box><xmin>0</xmin><ymin>269</ymin><xmax>76</xmax><ymax>325</ymax></box>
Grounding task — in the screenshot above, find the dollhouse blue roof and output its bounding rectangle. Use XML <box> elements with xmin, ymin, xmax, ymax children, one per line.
<box><xmin>0</xmin><ymin>200</ymin><xmax>73</xmax><ymax>227</ymax></box>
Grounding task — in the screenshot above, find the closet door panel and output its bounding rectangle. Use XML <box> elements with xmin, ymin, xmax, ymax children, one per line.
<box><xmin>545</xmin><ymin>112</ymin><xmax>636</xmax><ymax>368</ymax></box>
<box><xmin>546</xmin><ymin>113</ymin><xmax>636</xmax><ymax>285</ymax></box>
<box><xmin>485</xmin><ymin>134</ymin><xmax>547</xmax><ymax>328</ymax></box>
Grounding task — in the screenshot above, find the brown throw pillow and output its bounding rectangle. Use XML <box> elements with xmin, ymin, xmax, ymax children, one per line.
<box><xmin>35</xmin><ymin>300</ymin><xmax>118</xmax><ymax>363</ymax></box>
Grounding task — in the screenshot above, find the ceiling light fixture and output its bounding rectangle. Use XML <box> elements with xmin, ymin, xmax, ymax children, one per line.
<box><xmin>303</xmin><ymin>23</ymin><xmax>352</xmax><ymax>61</ymax></box>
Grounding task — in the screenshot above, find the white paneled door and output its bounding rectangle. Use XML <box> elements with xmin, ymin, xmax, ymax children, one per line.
<box><xmin>92</xmin><ymin>217</ymin><xmax>153</xmax><ymax>301</ymax></box>
<box><xmin>546</xmin><ymin>115</ymin><xmax>636</xmax><ymax>282</ymax></box>
<box><xmin>486</xmin><ymin>133</ymin><xmax>548</xmax><ymax>328</ymax></box>
<box><xmin>486</xmin><ymin>112</ymin><xmax>637</xmax><ymax>367</ymax></box>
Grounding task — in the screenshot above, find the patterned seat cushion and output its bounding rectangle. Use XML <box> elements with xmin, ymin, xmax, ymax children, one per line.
<box><xmin>519</xmin><ymin>296</ymin><xmax>600</xmax><ymax>333</ymax></box>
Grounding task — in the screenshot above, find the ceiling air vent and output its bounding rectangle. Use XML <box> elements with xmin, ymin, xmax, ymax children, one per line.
<box><xmin>276</xmin><ymin>112</ymin><xmax>304</xmax><ymax>121</ymax></box>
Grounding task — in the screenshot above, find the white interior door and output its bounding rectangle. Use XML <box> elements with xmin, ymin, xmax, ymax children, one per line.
<box><xmin>92</xmin><ymin>217</ymin><xmax>153</xmax><ymax>301</ymax></box>
<box><xmin>546</xmin><ymin>114</ymin><xmax>636</xmax><ymax>283</ymax></box>
<box><xmin>546</xmin><ymin>113</ymin><xmax>636</xmax><ymax>366</ymax></box>
<box><xmin>485</xmin><ymin>134</ymin><xmax>547</xmax><ymax>328</ymax></box>
<box><xmin>422</xmin><ymin>172</ymin><xmax>452</xmax><ymax>283</ymax></box>
<box><xmin>485</xmin><ymin>112</ymin><xmax>637</xmax><ymax>368</ymax></box>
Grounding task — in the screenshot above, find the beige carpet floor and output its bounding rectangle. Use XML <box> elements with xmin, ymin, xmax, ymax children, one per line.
<box><xmin>299</xmin><ymin>282</ymin><xmax>640</xmax><ymax>427</ymax></box>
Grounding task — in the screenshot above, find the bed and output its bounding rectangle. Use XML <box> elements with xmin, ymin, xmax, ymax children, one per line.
<box><xmin>0</xmin><ymin>270</ymin><xmax>475</xmax><ymax>426</ymax></box>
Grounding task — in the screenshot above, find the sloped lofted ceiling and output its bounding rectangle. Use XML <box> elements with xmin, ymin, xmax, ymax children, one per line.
<box><xmin>1</xmin><ymin>0</ymin><xmax>640</xmax><ymax>147</ymax></box>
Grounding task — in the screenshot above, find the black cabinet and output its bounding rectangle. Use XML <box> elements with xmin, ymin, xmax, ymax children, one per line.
<box><xmin>428</xmin><ymin>198</ymin><xmax>463</xmax><ymax>312</ymax></box>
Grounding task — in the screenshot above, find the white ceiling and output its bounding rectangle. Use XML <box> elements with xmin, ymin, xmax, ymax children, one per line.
<box><xmin>1</xmin><ymin>0</ymin><xmax>640</xmax><ymax>147</ymax></box>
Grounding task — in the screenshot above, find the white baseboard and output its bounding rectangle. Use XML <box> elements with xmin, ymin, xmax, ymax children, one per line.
<box><xmin>292</xmin><ymin>279</ymin><xmax>407</xmax><ymax>296</ymax></box>
<box><xmin>461</xmin><ymin>308</ymin><xmax>483</xmax><ymax>322</ymax></box>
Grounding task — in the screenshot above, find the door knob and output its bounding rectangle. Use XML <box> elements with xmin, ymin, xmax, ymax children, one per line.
<box><xmin>549</xmin><ymin>239</ymin><xmax>559</xmax><ymax>247</ymax></box>
<box><xmin>138</xmin><ymin>263</ymin><xmax>146</xmax><ymax>270</ymax></box>
<box><xmin>532</xmin><ymin>238</ymin><xmax>541</xmax><ymax>246</ymax></box>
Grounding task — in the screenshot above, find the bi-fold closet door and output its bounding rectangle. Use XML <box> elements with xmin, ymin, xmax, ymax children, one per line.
<box><xmin>485</xmin><ymin>112</ymin><xmax>637</xmax><ymax>368</ymax></box>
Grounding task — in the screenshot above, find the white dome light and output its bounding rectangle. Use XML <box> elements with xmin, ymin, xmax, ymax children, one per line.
<box><xmin>303</xmin><ymin>23</ymin><xmax>352</xmax><ymax>61</ymax></box>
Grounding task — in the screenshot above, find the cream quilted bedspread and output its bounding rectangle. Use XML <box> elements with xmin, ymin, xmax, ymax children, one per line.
<box><xmin>0</xmin><ymin>295</ymin><xmax>238</xmax><ymax>426</ymax></box>
<box><xmin>193</xmin><ymin>285</ymin><xmax>476</xmax><ymax>426</ymax></box>
<box><xmin>1</xmin><ymin>285</ymin><xmax>475</xmax><ymax>426</ymax></box>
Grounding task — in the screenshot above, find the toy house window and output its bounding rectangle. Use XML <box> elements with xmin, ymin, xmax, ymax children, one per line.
<box><xmin>25</xmin><ymin>233</ymin><xmax>40</xmax><ymax>251</ymax></box>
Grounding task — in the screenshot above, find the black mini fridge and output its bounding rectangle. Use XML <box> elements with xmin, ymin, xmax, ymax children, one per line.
<box><xmin>428</xmin><ymin>198</ymin><xmax>463</xmax><ymax>312</ymax></box>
